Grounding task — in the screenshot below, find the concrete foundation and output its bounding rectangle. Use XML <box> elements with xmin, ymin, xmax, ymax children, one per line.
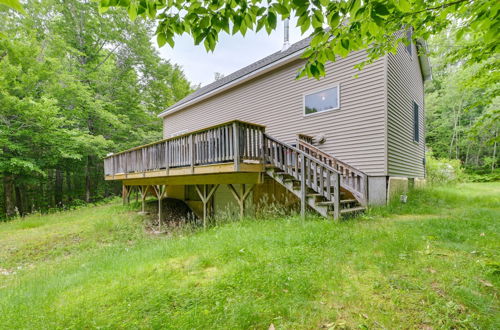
<box><xmin>367</xmin><ymin>176</ymin><xmax>387</xmax><ymax>206</ymax></box>
<box><xmin>414</xmin><ymin>177</ymin><xmax>427</xmax><ymax>189</ymax></box>
<box><xmin>387</xmin><ymin>177</ymin><xmax>409</xmax><ymax>203</ymax></box>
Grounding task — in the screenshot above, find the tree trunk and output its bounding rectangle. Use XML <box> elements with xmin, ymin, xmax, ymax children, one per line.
<box><xmin>15</xmin><ymin>184</ymin><xmax>24</xmax><ymax>217</ymax></box>
<box><xmin>85</xmin><ymin>156</ymin><xmax>92</xmax><ymax>202</ymax></box>
<box><xmin>492</xmin><ymin>132</ymin><xmax>497</xmax><ymax>172</ymax></box>
<box><xmin>55</xmin><ymin>168</ymin><xmax>63</xmax><ymax>207</ymax></box>
<box><xmin>66</xmin><ymin>170</ymin><xmax>72</xmax><ymax>202</ymax></box>
<box><xmin>3</xmin><ymin>175</ymin><xmax>15</xmax><ymax>218</ymax></box>
<box><xmin>48</xmin><ymin>169</ymin><xmax>54</xmax><ymax>207</ymax></box>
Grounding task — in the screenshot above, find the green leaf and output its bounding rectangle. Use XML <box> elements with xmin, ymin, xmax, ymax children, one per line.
<box><xmin>328</xmin><ymin>11</ymin><xmax>340</xmax><ymax>28</ymax></box>
<box><xmin>373</xmin><ymin>3</ymin><xmax>390</xmax><ymax>18</ymax></box>
<box><xmin>256</xmin><ymin>16</ymin><xmax>266</xmax><ymax>32</ymax></box>
<box><xmin>0</xmin><ymin>0</ymin><xmax>25</xmax><ymax>13</ymax></box>
<box><xmin>127</xmin><ymin>3</ymin><xmax>138</xmax><ymax>21</ymax></box>
<box><xmin>349</xmin><ymin>0</ymin><xmax>361</xmax><ymax>17</ymax></box>
<box><xmin>455</xmin><ymin>28</ymin><xmax>466</xmax><ymax>41</ymax></box>
<box><xmin>312</xmin><ymin>10</ymin><xmax>324</xmax><ymax>29</ymax></box>
<box><xmin>395</xmin><ymin>0</ymin><xmax>411</xmax><ymax>13</ymax></box>
<box><xmin>267</xmin><ymin>11</ymin><xmax>277</xmax><ymax>30</ymax></box>
<box><xmin>157</xmin><ymin>32</ymin><xmax>167</xmax><ymax>47</ymax></box>
<box><xmin>341</xmin><ymin>39</ymin><xmax>350</xmax><ymax>52</ymax></box>
<box><xmin>98</xmin><ymin>4</ymin><xmax>110</xmax><ymax>14</ymax></box>
<box><xmin>299</xmin><ymin>14</ymin><xmax>311</xmax><ymax>34</ymax></box>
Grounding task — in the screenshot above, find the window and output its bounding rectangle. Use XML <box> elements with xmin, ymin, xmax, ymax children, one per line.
<box><xmin>304</xmin><ymin>86</ymin><xmax>340</xmax><ymax>115</ymax></box>
<box><xmin>406</xmin><ymin>28</ymin><xmax>413</xmax><ymax>57</ymax></box>
<box><xmin>413</xmin><ymin>101</ymin><xmax>419</xmax><ymax>143</ymax></box>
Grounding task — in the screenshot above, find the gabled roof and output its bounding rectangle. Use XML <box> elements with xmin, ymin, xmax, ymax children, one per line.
<box><xmin>159</xmin><ymin>34</ymin><xmax>432</xmax><ymax>118</ymax></box>
<box><xmin>158</xmin><ymin>36</ymin><xmax>312</xmax><ymax>118</ymax></box>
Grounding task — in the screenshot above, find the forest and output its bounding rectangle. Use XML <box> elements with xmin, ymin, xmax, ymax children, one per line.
<box><xmin>0</xmin><ymin>0</ymin><xmax>192</xmax><ymax>218</ymax></box>
<box><xmin>0</xmin><ymin>0</ymin><xmax>498</xmax><ymax>219</ymax></box>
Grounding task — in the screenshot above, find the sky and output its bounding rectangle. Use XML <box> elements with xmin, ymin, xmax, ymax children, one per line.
<box><xmin>157</xmin><ymin>19</ymin><xmax>306</xmax><ymax>87</ymax></box>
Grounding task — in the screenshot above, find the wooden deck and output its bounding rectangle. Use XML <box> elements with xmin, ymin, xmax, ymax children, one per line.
<box><xmin>104</xmin><ymin>120</ymin><xmax>266</xmax><ymax>184</ymax></box>
<box><xmin>104</xmin><ymin>120</ymin><xmax>368</xmax><ymax>226</ymax></box>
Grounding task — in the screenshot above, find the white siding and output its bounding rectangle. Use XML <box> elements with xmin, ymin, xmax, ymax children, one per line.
<box><xmin>163</xmin><ymin>51</ymin><xmax>388</xmax><ymax>176</ymax></box>
<box><xmin>387</xmin><ymin>42</ymin><xmax>426</xmax><ymax>177</ymax></box>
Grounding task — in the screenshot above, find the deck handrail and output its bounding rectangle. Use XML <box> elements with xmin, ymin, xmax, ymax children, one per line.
<box><xmin>296</xmin><ymin>139</ymin><xmax>368</xmax><ymax>206</ymax></box>
<box><xmin>104</xmin><ymin>121</ymin><xmax>265</xmax><ymax>176</ymax></box>
<box><xmin>104</xmin><ymin>120</ymin><xmax>266</xmax><ymax>158</ymax></box>
<box><xmin>263</xmin><ymin>134</ymin><xmax>342</xmax><ymax>219</ymax></box>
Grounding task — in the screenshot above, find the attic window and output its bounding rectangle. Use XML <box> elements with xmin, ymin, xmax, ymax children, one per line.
<box><xmin>304</xmin><ymin>86</ymin><xmax>340</xmax><ymax>116</ymax></box>
<box><xmin>406</xmin><ymin>28</ymin><xmax>413</xmax><ymax>57</ymax></box>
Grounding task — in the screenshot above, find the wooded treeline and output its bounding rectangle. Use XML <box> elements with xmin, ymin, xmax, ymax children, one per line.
<box><xmin>425</xmin><ymin>32</ymin><xmax>499</xmax><ymax>172</ymax></box>
<box><xmin>0</xmin><ymin>0</ymin><xmax>191</xmax><ymax>219</ymax></box>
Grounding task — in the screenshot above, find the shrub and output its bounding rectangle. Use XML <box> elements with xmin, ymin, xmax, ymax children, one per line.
<box><xmin>426</xmin><ymin>150</ymin><xmax>465</xmax><ymax>185</ymax></box>
<box><xmin>466</xmin><ymin>168</ymin><xmax>500</xmax><ymax>182</ymax></box>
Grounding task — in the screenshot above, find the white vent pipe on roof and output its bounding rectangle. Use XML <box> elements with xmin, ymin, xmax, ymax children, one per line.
<box><xmin>281</xmin><ymin>19</ymin><xmax>290</xmax><ymax>52</ymax></box>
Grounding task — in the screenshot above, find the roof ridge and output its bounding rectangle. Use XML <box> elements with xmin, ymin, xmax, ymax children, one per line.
<box><xmin>158</xmin><ymin>34</ymin><xmax>312</xmax><ymax>117</ymax></box>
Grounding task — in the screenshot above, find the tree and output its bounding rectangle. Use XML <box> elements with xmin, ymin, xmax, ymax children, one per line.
<box><xmin>0</xmin><ymin>0</ymin><xmax>192</xmax><ymax>219</ymax></box>
<box><xmin>425</xmin><ymin>29</ymin><xmax>499</xmax><ymax>171</ymax></box>
<box><xmin>0</xmin><ymin>0</ymin><xmax>24</xmax><ymax>13</ymax></box>
<box><xmin>99</xmin><ymin>0</ymin><xmax>498</xmax><ymax>79</ymax></box>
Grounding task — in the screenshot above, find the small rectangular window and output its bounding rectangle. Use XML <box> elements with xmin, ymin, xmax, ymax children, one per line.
<box><xmin>304</xmin><ymin>86</ymin><xmax>339</xmax><ymax>115</ymax></box>
<box><xmin>406</xmin><ymin>28</ymin><xmax>413</xmax><ymax>57</ymax></box>
<box><xmin>413</xmin><ymin>101</ymin><xmax>419</xmax><ymax>143</ymax></box>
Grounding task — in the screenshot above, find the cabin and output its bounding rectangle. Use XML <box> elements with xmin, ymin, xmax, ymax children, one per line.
<box><xmin>104</xmin><ymin>32</ymin><xmax>431</xmax><ymax>226</ymax></box>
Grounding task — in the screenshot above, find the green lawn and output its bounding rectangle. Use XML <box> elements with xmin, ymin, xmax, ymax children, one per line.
<box><xmin>0</xmin><ymin>183</ymin><xmax>498</xmax><ymax>329</ymax></box>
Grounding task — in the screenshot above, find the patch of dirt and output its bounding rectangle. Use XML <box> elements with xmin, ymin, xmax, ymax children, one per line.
<box><xmin>0</xmin><ymin>267</ymin><xmax>16</xmax><ymax>276</ymax></box>
<box><xmin>144</xmin><ymin>198</ymin><xmax>198</xmax><ymax>232</ymax></box>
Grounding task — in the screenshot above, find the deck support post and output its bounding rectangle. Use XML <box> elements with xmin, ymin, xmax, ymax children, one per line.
<box><xmin>122</xmin><ymin>184</ymin><xmax>128</xmax><ymax>205</ymax></box>
<box><xmin>152</xmin><ymin>185</ymin><xmax>168</xmax><ymax>231</ymax></box>
<box><xmin>122</xmin><ymin>184</ymin><xmax>134</xmax><ymax>205</ymax></box>
<box><xmin>227</xmin><ymin>184</ymin><xmax>255</xmax><ymax>220</ymax></box>
<box><xmin>300</xmin><ymin>153</ymin><xmax>306</xmax><ymax>219</ymax></box>
<box><xmin>139</xmin><ymin>185</ymin><xmax>149</xmax><ymax>213</ymax></box>
<box><xmin>194</xmin><ymin>184</ymin><xmax>219</xmax><ymax>229</ymax></box>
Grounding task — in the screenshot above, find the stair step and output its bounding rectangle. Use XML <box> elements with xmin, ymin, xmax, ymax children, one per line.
<box><xmin>317</xmin><ymin>199</ymin><xmax>357</xmax><ymax>206</ymax></box>
<box><xmin>307</xmin><ymin>193</ymin><xmax>323</xmax><ymax>198</ymax></box>
<box><xmin>340</xmin><ymin>206</ymin><xmax>366</xmax><ymax>214</ymax></box>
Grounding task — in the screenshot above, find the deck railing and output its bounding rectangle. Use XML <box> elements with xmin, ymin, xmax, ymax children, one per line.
<box><xmin>297</xmin><ymin>139</ymin><xmax>368</xmax><ymax>206</ymax></box>
<box><xmin>104</xmin><ymin>120</ymin><xmax>265</xmax><ymax>177</ymax></box>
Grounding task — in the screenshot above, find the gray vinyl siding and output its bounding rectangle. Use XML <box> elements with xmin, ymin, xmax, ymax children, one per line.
<box><xmin>387</xmin><ymin>41</ymin><xmax>425</xmax><ymax>177</ymax></box>
<box><xmin>163</xmin><ymin>50</ymin><xmax>388</xmax><ymax>176</ymax></box>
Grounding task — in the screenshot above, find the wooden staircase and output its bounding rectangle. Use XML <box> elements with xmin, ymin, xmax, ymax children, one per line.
<box><xmin>297</xmin><ymin>139</ymin><xmax>368</xmax><ymax>206</ymax></box>
<box><xmin>263</xmin><ymin>135</ymin><xmax>367</xmax><ymax>220</ymax></box>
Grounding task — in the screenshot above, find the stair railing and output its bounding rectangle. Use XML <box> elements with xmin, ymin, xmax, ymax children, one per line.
<box><xmin>297</xmin><ymin>139</ymin><xmax>368</xmax><ymax>206</ymax></box>
<box><xmin>263</xmin><ymin>134</ymin><xmax>341</xmax><ymax>219</ymax></box>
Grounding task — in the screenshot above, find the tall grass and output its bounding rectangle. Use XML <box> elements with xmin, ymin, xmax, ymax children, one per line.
<box><xmin>0</xmin><ymin>183</ymin><xmax>498</xmax><ymax>329</ymax></box>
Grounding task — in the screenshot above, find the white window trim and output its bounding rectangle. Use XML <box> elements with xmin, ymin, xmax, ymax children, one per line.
<box><xmin>303</xmin><ymin>84</ymin><xmax>341</xmax><ymax>117</ymax></box>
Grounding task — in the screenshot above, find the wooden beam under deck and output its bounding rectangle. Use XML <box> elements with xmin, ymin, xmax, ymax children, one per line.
<box><xmin>106</xmin><ymin>164</ymin><xmax>264</xmax><ymax>186</ymax></box>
